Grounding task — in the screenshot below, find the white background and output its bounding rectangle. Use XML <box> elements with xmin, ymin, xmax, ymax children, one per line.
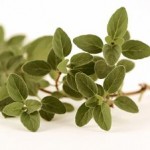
<box><xmin>0</xmin><ymin>0</ymin><xmax>150</xmax><ymax>150</ymax></box>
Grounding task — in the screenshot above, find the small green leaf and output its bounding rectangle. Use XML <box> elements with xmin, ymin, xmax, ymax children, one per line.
<box><xmin>97</xmin><ymin>84</ymin><xmax>105</xmax><ymax>96</ymax></box>
<box><xmin>123</xmin><ymin>31</ymin><xmax>130</xmax><ymax>41</ymax></box>
<box><xmin>21</xmin><ymin>111</ymin><xmax>40</xmax><ymax>132</ymax></box>
<box><xmin>47</xmin><ymin>49</ymin><xmax>62</xmax><ymax>70</ymax></box>
<box><xmin>52</xmin><ymin>28</ymin><xmax>72</xmax><ymax>59</ymax></box>
<box><xmin>25</xmin><ymin>100</ymin><xmax>41</xmax><ymax>114</ymax></box>
<box><xmin>37</xmin><ymin>79</ymin><xmax>50</xmax><ymax>88</ymax></box>
<box><xmin>122</xmin><ymin>40</ymin><xmax>150</xmax><ymax>59</ymax></box>
<box><xmin>66</xmin><ymin>71</ymin><xmax>78</xmax><ymax>91</ymax></box>
<box><xmin>7</xmin><ymin>74</ymin><xmax>28</xmax><ymax>102</ymax></box>
<box><xmin>85</xmin><ymin>95</ymin><xmax>103</xmax><ymax>108</ymax></box>
<box><xmin>0</xmin><ymin>97</ymin><xmax>14</xmax><ymax>111</ymax></box>
<box><xmin>103</xmin><ymin>44</ymin><xmax>121</xmax><ymax>66</ymax></box>
<box><xmin>103</xmin><ymin>66</ymin><xmax>125</xmax><ymax>94</ymax></box>
<box><xmin>3</xmin><ymin>102</ymin><xmax>24</xmax><ymax>116</ymax></box>
<box><xmin>57</xmin><ymin>59</ymin><xmax>69</xmax><ymax>74</ymax></box>
<box><xmin>70</xmin><ymin>52</ymin><xmax>93</xmax><ymax>68</ymax></box>
<box><xmin>117</xmin><ymin>59</ymin><xmax>135</xmax><ymax>72</ymax></box>
<box><xmin>94</xmin><ymin>60</ymin><xmax>114</xmax><ymax>79</ymax></box>
<box><xmin>41</xmin><ymin>96</ymin><xmax>66</xmax><ymax>114</ymax></box>
<box><xmin>63</xmin><ymin>103</ymin><xmax>74</xmax><ymax>112</ymax></box>
<box><xmin>7</xmin><ymin>35</ymin><xmax>25</xmax><ymax>46</ymax></box>
<box><xmin>0</xmin><ymin>86</ymin><xmax>9</xmax><ymax>101</ymax></box>
<box><xmin>114</xmin><ymin>96</ymin><xmax>139</xmax><ymax>113</ymax></box>
<box><xmin>75</xmin><ymin>103</ymin><xmax>93</xmax><ymax>127</ymax></box>
<box><xmin>107</xmin><ymin>7</ymin><xmax>128</xmax><ymax>40</ymax></box>
<box><xmin>74</xmin><ymin>62</ymin><xmax>95</xmax><ymax>75</ymax></box>
<box><xmin>25</xmin><ymin>36</ymin><xmax>53</xmax><ymax>60</ymax></box>
<box><xmin>63</xmin><ymin>82</ymin><xmax>83</xmax><ymax>100</ymax></box>
<box><xmin>75</xmin><ymin>72</ymin><xmax>98</xmax><ymax>97</ymax></box>
<box><xmin>0</xmin><ymin>26</ymin><xmax>4</xmax><ymax>43</ymax></box>
<box><xmin>23</xmin><ymin>60</ymin><xmax>51</xmax><ymax>76</ymax></box>
<box><xmin>93</xmin><ymin>103</ymin><xmax>112</xmax><ymax>131</ymax></box>
<box><xmin>73</xmin><ymin>34</ymin><xmax>103</xmax><ymax>54</ymax></box>
<box><xmin>39</xmin><ymin>110</ymin><xmax>54</xmax><ymax>121</ymax></box>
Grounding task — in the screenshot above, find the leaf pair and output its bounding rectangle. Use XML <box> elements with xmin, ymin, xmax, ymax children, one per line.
<box><xmin>75</xmin><ymin>102</ymin><xmax>111</xmax><ymax>131</ymax></box>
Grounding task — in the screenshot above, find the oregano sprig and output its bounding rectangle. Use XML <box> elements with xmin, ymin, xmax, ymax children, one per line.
<box><xmin>0</xmin><ymin>7</ymin><xmax>150</xmax><ymax>132</ymax></box>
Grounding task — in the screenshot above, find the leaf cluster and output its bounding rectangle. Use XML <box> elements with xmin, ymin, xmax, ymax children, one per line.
<box><xmin>0</xmin><ymin>7</ymin><xmax>149</xmax><ymax>131</ymax></box>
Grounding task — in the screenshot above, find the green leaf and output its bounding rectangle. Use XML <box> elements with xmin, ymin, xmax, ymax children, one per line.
<box><xmin>49</xmin><ymin>70</ymin><xmax>60</xmax><ymax>81</ymax></box>
<box><xmin>57</xmin><ymin>59</ymin><xmax>69</xmax><ymax>74</ymax></box>
<box><xmin>52</xmin><ymin>28</ymin><xmax>72</xmax><ymax>59</ymax></box>
<box><xmin>21</xmin><ymin>111</ymin><xmax>40</xmax><ymax>132</ymax></box>
<box><xmin>7</xmin><ymin>35</ymin><xmax>25</xmax><ymax>46</ymax></box>
<box><xmin>63</xmin><ymin>102</ymin><xmax>74</xmax><ymax>112</ymax></box>
<box><xmin>123</xmin><ymin>31</ymin><xmax>130</xmax><ymax>41</ymax></box>
<box><xmin>74</xmin><ymin>61</ymin><xmax>95</xmax><ymax>75</ymax></box>
<box><xmin>85</xmin><ymin>95</ymin><xmax>103</xmax><ymax>108</ymax></box>
<box><xmin>37</xmin><ymin>79</ymin><xmax>50</xmax><ymax>88</ymax></box>
<box><xmin>66</xmin><ymin>71</ymin><xmax>78</xmax><ymax>91</ymax></box>
<box><xmin>95</xmin><ymin>60</ymin><xmax>114</xmax><ymax>79</ymax></box>
<box><xmin>93</xmin><ymin>103</ymin><xmax>112</xmax><ymax>131</ymax></box>
<box><xmin>0</xmin><ymin>86</ymin><xmax>9</xmax><ymax>101</ymax></box>
<box><xmin>47</xmin><ymin>49</ymin><xmax>62</xmax><ymax>70</ymax></box>
<box><xmin>114</xmin><ymin>96</ymin><xmax>139</xmax><ymax>113</ymax></box>
<box><xmin>39</xmin><ymin>110</ymin><xmax>54</xmax><ymax>121</ymax></box>
<box><xmin>6</xmin><ymin>55</ymin><xmax>24</xmax><ymax>72</ymax></box>
<box><xmin>63</xmin><ymin>82</ymin><xmax>83</xmax><ymax>100</ymax></box>
<box><xmin>75</xmin><ymin>72</ymin><xmax>98</xmax><ymax>97</ymax></box>
<box><xmin>122</xmin><ymin>40</ymin><xmax>150</xmax><ymax>59</ymax></box>
<box><xmin>7</xmin><ymin>74</ymin><xmax>28</xmax><ymax>102</ymax></box>
<box><xmin>0</xmin><ymin>26</ymin><xmax>4</xmax><ymax>43</ymax></box>
<box><xmin>103</xmin><ymin>66</ymin><xmax>125</xmax><ymax>94</ymax></box>
<box><xmin>25</xmin><ymin>100</ymin><xmax>41</xmax><ymax>114</ymax></box>
<box><xmin>23</xmin><ymin>60</ymin><xmax>51</xmax><ymax>76</ymax></box>
<box><xmin>117</xmin><ymin>59</ymin><xmax>135</xmax><ymax>72</ymax></box>
<box><xmin>3</xmin><ymin>102</ymin><xmax>24</xmax><ymax>116</ymax></box>
<box><xmin>25</xmin><ymin>36</ymin><xmax>53</xmax><ymax>60</ymax></box>
<box><xmin>73</xmin><ymin>34</ymin><xmax>103</xmax><ymax>54</ymax></box>
<box><xmin>75</xmin><ymin>103</ymin><xmax>93</xmax><ymax>127</ymax></box>
<box><xmin>51</xmin><ymin>91</ymin><xmax>65</xmax><ymax>99</ymax></box>
<box><xmin>0</xmin><ymin>97</ymin><xmax>14</xmax><ymax>111</ymax></box>
<box><xmin>41</xmin><ymin>96</ymin><xmax>66</xmax><ymax>114</ymax></box>
<box><xmin>97</xmin><ymin>84</ymin><xmax>105</xmax><ymax>96</ymax></box>
<box><xmin>107</xmin><ymin>7</ymin><xmax>128</xmax><ymax>40</ymax></box>
<box><xmin>70</xmin><ymin>52</ymin><xmax>93</xmax><ymax>68</ymax></box>
<box><xmin>103</xmin><ymin>44</ymin><xmax>121</xmax><ymax>66</ymax></box>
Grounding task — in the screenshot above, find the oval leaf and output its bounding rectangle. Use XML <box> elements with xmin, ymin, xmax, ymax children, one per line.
<box><xmin>63</xmin><ymin>103</ymin><xmax>74</xmax><ymax>112</ymax></box>
<box><xmin>21</xmin><ymin>111</ymin><xmax>40</xmax><ymax>132</ymax></box>
<box><xmin>39</xmin><ymin>110</ymin><xmax>54</xmax><ymax>121</ymax></box>
<box><xmin>95</xmin><ymin>60</ymin><xmax>114</xmax><ymax>79</ymax></box>
<box><xmin>23</xmin><ymin>60</ymin><xmax>51</xmax><ymax>76</ymax></box>
<box><xmin>2</xmin><ymin>102</ymin><xmax>23</xmax><ymax>116</ymax></box>
<box><xmin>75</xmin><ymin>103</ymin><xmax>93</xmax><ymax>127</ymax></box>
<box><xmin>93</xmin><ymin>103</ymin><xmax>112</xmax><ymax>131</ymax></box>
<box><xmin>103</xmin><ymin>44</ymin><xmax>121</xmax><ymax>66</ymax></box>
<box><xmin>41</xmin><ymin>96</ymin><xmax>66</xmax><ymax>114</ymax></box>
<box><xmin>117</xmin><ymin>59</ymin><xmax>135</xmax><ymax>72</ymax></box>
<box><xmin>70</xmin><ymin>52</ymin><xmax>93</xmax><ymax>68</ymax></box>
<box><xmin>7</xmin><ymin>74</ymin><xmax>28</xmax><ymax>102</ymax></box>
<box><xmin>25</xmin><ymin>99</ymin><xmax>41</xmax><ymax>114</ymax></box>
<box><xmin>75</xmin><ymin>72</ymin><xmax>98</xmax><ymax>97</ymax></box>
<box><xmin>114</xmin><ymin>96</ymin><xmax>139</xmax><ymax>113</ymax></box>
<box><xmin>52</xmin><ymin>28</ymin><xmax>72</xmax><ymax>59</ymax></box>
<box><xmin>122</xmin><ymin>40</ymin><xmax>150</xmax><ymax>59</ymax></box>
<box><xmin>107</xmin><ymin>7</ymin><xmax>128</xmax><ymax>39</ymax></box>
<box><xmin>57</xmin><ymin>59</ymin><xmax>69</xmax><ymax>74</ymax></box>
<box><xmin>103</xmin><ymin>66</ymin><xmax>125</xmax><ymax>94</ymax></box>
<box><xmin>73</xmin><ymin>34</ymin><xmax>103</xmax><ymax>54</ymax></box>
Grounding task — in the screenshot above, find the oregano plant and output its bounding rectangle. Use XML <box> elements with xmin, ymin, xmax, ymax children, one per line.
<box><xmin>0</xmin><ymin>7</ymin><xmax>150</xmax><ymax>132</ymax></box>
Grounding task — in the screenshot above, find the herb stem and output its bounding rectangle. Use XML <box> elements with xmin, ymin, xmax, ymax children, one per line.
<box><xmin>55</xmin><ymin>72</ymin><xmax>61</xmax><ymax>91</ymax></box>
<box><xmin>110</xmin><ymin>83</ymin><xmax>150</xmax><ymax>97</ymax></box>
<box><xmin>39</xmin><ymin>88</ymin><xmax>52</xmax><ymax>94</ymax></box>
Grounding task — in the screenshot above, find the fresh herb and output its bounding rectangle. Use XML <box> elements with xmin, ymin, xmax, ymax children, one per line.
<box><xmin>0</xmin><ymin>7</ymin><xmax>150</xmax><ymax>132</ymax></box>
